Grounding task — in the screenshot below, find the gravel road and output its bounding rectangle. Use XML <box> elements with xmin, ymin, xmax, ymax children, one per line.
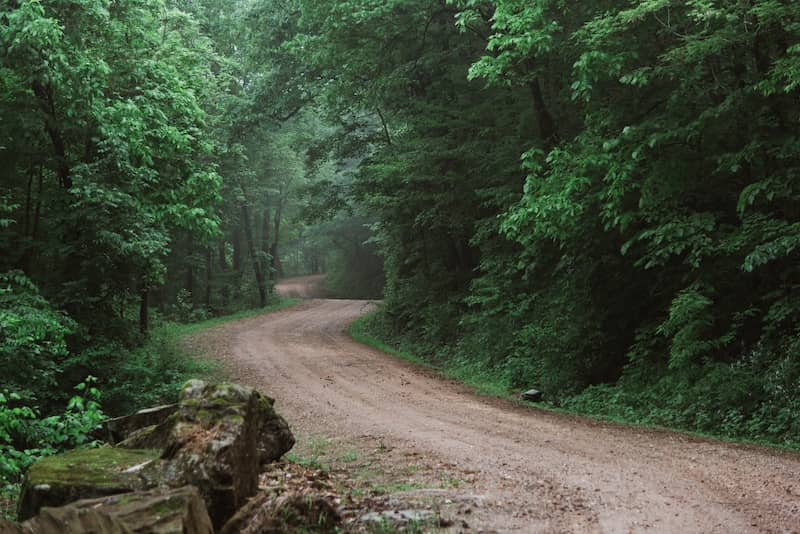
<box><xmin>188</xmin><ymin>275</ymin><xmax>800</xmax><ymax>533</ymax></box>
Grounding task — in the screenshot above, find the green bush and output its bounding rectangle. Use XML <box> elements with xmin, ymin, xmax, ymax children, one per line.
<box><xmin>0</xmin><ymin>271</ymin><xmax>76</xmax><ymax>406</ymax></box>
<box><xmin>78</xmin><ymin>329</ymin><xmax>218</xmax><ymax>417</ymax></box>
<box><xmin>0</xmin><ymin>377</ymin><xmax>104</xmax><ymax>518</ymax></box>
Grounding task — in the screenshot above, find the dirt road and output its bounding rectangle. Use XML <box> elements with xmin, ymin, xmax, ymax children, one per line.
<box><xmin>191</xmin><ymin>275</ymin><xmax>800</xmax><ymax>533</ymax></box>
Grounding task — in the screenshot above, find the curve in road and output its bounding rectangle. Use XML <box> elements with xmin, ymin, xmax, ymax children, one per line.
<box><xmin>191</xmin><ymin>275</ymin><xmax>800</xmax><ymax>533</ymax></box>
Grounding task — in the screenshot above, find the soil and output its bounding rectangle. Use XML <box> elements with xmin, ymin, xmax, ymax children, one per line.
<box><xmin>185</xmin><ymin>275</ymin><xmax>800</xmax><ymax>533</ymax></box>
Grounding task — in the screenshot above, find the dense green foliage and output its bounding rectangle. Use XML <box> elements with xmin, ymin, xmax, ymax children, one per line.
<box><xmin>2</xmin><ymin>0</ymin><xmax>800</xmax><ymax>503</ymax></box>
<box><xmin>0</xmin><ymin>0</ymin><xmax>337</xmax><ymax>503</ymax></box>
<box><xmin>275</xmin><ymin>0</ymin><xmax>800</xmax><ymax>446</ymax></box>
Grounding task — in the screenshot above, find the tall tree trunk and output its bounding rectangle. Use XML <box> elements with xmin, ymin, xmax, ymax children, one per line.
<box><xmin>32</xmin><ymin>167</ymin><xmax>43</xmax><ymax>240</ymax></box>
<box><xmin>218</xmin><ymin>239</ymin><xmax>228</xmax><ymax>271</ymax></box>
<box><xmin>261</xmin><ymin>208</ymin><xmax>271</xmax><ymax>280</ymax></box>
<box><xmin>23</xmin><ymin>166</ymin><xmax>33</xmax><ymax>237</ymax></box>
<box><xmin>218</xmin><ymin>239</ymin><xmax>230</xmax><ymax>307</ymax></box>
<box><xmin>20</xmin><ymin>167</ymin><xmax>44</xmax><ymax>275</ymax></box>
<box><xmin>32</xmin><ymin>81</ymin><xmax>72</xmax><ymax>189</ymax></box>
<box><xmin>232</xmin><ymin>225</ymin><xmax>242</xmax><ymax>273</ymax></box>
<box><xmin>186</xmin><ymin>238</ymin><xmax>195</xmax><ymax>304</ymax></box>
<box><xmin>139</xmin><ymin>286</ymin><xmax>149</xmax><ymax>335</ymax></box>
<box><xmin>20</xmin><ymin>167</ymin><xmax>34</xmax><ymax>273</ymax></box>
<box><xmin>529</xmin><ymin>78</ymin><xmax>559</xmax><ymax>148</ymax></box>
<box><xmin>205</xmin><ymin>247</ymin><xmax>213</xmax><ymax>309</ymax></box>
<box><xmin>242</xmin><ymin>202</ymin><xmax>267</xmax><ymax>307</ymax></box>
<box><xmin>271</xmin><ymin>204</ymin><xmax>283</xmax><ymax>278</ymax></box>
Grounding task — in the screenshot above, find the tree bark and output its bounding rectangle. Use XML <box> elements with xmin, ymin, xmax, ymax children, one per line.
<box><xmin>32</xmin><ymin>167</ymin><xmax>43</xmax><ymax>240</ymax></box>
<box><xmin>32</xmin><ymin>81</ymin><xmax>72</xmax><ymax>189</ymax></box>
<box><xmin>232</xmin><ymin>225</ymin><xmax>242</xmax><ymax>273</ymax></box>
<box><xmin>23</xmin><ymin>166</ymin><xmax>33</xmax><ymax>237</ymax></box>
<box><xmin>20</xmin><ymin>167</ymin><xmax>44</xmax><ymax>274</ymax></box>
<box><xmin>139</xmin><ymin>287</ymin><xmax>149</xmax><ymax>335</ymax></box>
<box><xmin>242</xmin><ymin>202</ymin><xmax>267</xmax><ymax>307</ymax></box>
<box><xmin>529</xmin><ymin>78</ymin><xmax>559</xmax><ymax>148</ymax></box>
<box><xmin>261</xmin><ymin>208</ymin><xmax>271</xmax><ymax>279</ymax></box>
<box><xmin>185</xmin><ymin>238</ymin><xmax>195</xmax><ymax>300</ymax></box>
<box><xmin>204</xmin><ymin>247</ymin><xmax>213</xmax><ymax>309</ymax></box>
<box><xmin>218</xmin><ymin>240</ymin><xmax>228</xmax><ymax>271</ymax></box>
<box><xmin>271</xmin><ymin>204</ymin><xmax>283</xmax><ymax>278</ymax></box>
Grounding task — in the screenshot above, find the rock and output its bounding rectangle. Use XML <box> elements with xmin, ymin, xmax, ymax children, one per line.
<box><xmin>156</xmin><ymin>380</ymin><xmax>293</xmax><ymax>528</ymax></box>
<box><xmin>521</xmin><ymin>389</ymin><xmax>543</xmax><ymax>402</ymax></box>
<box><xmin>117</xmin><ymin>382</ymin><xmax>294</xmax><ymax>466</ymax></box>
<box><xmin>16</xmin><ymin>380</ymin><xmax>294</xmax><ymax>529</ymax></box>
<box><xmin>100</xmin><ymin>404</ymin><xmax>178</xmax><ymax>445</ymax></box>
<box><xmin>251</xmin><ymin>390</ymin><xmax>295</xmax><ymax>466</ymax></box>
<box><xmin>17</xmin><ymin>448</ymin><xmax>162</xmax><ymax>521</ymax></box>
<box><xmin>360</xmin><ymin>509</ymin><xmax>437</xmax><ymax>525</ymax></box>
<box><xmin>8</xmin><ymin>486</ymin><xmax>212</xmax><ymax>534</ymax></box>
<box><xmin>2</xmin><ymin>511</ymin><xmax>128</xmax><ymax>533</ymax></box>
<box><xmin>221</xmin><ymin>490</ymin><xmax>340</xmax><ymax>534</ymax></box>
<box><xmin>116</xmin><ymin>422</ymin><xmax>175</xmax><ymax>450</ymax></box>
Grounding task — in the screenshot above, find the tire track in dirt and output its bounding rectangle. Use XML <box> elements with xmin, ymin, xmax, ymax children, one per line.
<box><xmin>189</xmin><ymin>275</ymin><xmax>800</xmax><ymax>533</ymax></box>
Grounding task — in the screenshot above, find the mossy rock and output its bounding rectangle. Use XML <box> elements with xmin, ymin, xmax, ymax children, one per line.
<box><xmin>252</xmin><ymin>392</ymin><xmax>295</xmax><ymax>466</ymax></box>
<box><xmin>17</xmin><ymin>448</ymin><xmax>162</xmax><ymax>521</ymax></box>
<box><xmin>7</xmin><ymin>486</ymin><xmax>212</xmax><ymax>534</ymax></box>
<box><xmin>100</xmin><ymin>404</ymin><xmax>178</xmax><ymax>445</ymax></box>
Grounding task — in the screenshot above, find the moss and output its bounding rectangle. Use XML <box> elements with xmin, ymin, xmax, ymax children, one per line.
<box><xmin>196</xmin><ymin>410</ymin><xmax>215</xmax><ymax>426</ymax></box>
<box><xmin>27</xmin><ymin>448</ymin><xmax>160</xmax><ymax>489</ymax></box>
<box><xmin>227</xmin><ymin>415</ymin><xmax>245</xmax><ymax>425</ymax></box>
<box><xmin>151</xmin><ymin>496</ymin><xmax>185</xmax><ymax>518</ymax></box>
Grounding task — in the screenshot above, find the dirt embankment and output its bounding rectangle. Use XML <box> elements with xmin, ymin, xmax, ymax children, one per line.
<box><xmin>185</xmin><ymin>275</ymin><xmax>800</xmax><ymax>533</ymax></box>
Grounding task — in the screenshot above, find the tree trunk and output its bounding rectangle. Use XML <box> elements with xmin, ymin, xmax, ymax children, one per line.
<box><xmin>204</xmin><ymin>247</ymin><xmax>213</xmax><ymax>309</ymax></box>
<box><xmin>139</xmin><ymin>287</ymin><xmax>149</xmax><ymax>335</ymax></box>
<box><xmin>529</xmin><ymin>78</ymin><xmax>559</xmax><ymax>148</ymax></box>
<box><xmin>242</xmin><ymin>202</ymin><xmax>267</xmax><ymax>307</ymax></box>
<box><xmin>232</xmin><ymin>225</ymin><xmax>242</xmax><ymax>273</ymax></box>
<box><xmin>185</xmin><ymin>238</ymin><xmax>195</xmax><ymax>301</ymax></box>
<box><xmin>32</xmin><ymin>81</ymin><xmax>72</xmax><ymax>189</ymax></box>
<box><xmin>261</xmin><ymin>208</ymin><xmax>271</xmax><ymax>280</ymax></box>
<box><xmin>23</xmin><ymin>166</ymin><xmax>33</xmax><ymax>237</ymax></box>
<box><xmin>271</xmin><ymin>204</ymin><xmax>283</xmax><ymax>278</ymax></box>
<box><xmin>218</xmin><ymin>240</ymin><xmax>228</xmax><ymax>271</ymax></box>
<box><xmin>32</xmin><ymin>168</ymin><xmax>43</xmax><ymax>240</ymax></box>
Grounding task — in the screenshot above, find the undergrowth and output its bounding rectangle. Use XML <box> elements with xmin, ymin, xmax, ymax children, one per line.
<box><xmin>352</xmin><ymin>310</ymin><xmax>800</xmax><ymax>452</ymax></box>
<box><xmin>0</xmin><ymin>298</ymin><xmax>299</xmax><ymax>520</ymax></box>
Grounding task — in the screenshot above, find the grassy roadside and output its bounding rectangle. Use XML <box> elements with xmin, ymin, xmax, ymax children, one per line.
<box><xmin>350</xmin><ymin>310</ymin><xmax>800</xmax><ymax>453</ymax></box>
<box><xmin>167</xmin><ymin>298</ymin><xmax>301</xmax><ymax>337</ymax></box>
<box><xmin>350</xmin><ymin>313</ymin><xmax>511</xmax><ymax>399</ymax></box>
<box><xmin>106</xmin><ymin>298</ymin><xmax>301</xmax><ymax>415</ymax></box>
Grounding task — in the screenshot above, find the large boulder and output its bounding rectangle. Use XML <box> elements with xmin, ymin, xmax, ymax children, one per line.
<box><xmin>17</xmin><ymin>448</ymin><xmax>162</xmax><ymax>521</ymax></box>
<box><xmin>141</xmin><ymin>380</ymin><xmax>294</xmax><ymax>528</ymax></box>
<box><xmin>5</xmin><ymin>486</ymin><xmax>212</xmax><ymax>534</ymax></box>
<box><xmin>100</xmin><ymin>404</ymin><xmax>178</xmax><ymax>445</ymax></box>
<box><xmin>16</xmin><ymin>380</ymin><xmax>295</xmax><ymax>529</ymax></box>
<box><xmin>251</xmin><ymin>390</ymin><xmax>295</xmax><ymax>466</ymax></box>
<box><xmin>116</xmin><ymin>381</ymin><xmax>294</xmax><ymax>467</ymax></box>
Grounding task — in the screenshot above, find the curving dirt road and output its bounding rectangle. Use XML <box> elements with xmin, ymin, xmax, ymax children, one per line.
<box><xmin>190</xmin><ymin>275</ymin><xmax>800</xmax><ymax>533</ymax></box>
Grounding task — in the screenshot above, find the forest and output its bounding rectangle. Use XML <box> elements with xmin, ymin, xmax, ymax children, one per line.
<box><xmin>1</xmin><ymin>0</ymin><xmax>800</xmax><ymax>513</ymax></box>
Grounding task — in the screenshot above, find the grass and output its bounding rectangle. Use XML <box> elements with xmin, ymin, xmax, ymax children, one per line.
<box><xmin>350</xmin><ymin>313</ymin><xmax>510</xmax><ymax>399</ymax></box>
<box><xmin>350</xmin><ymin>315</ymin><xmax>430</xmax><ymax>368</ymax></box>
<box><xmin>350</xmin><ymin>311</ymin><xmax>800</xmax><ymax>453</ymax></box>
<box><xmin>286</xmin><ymin>436</ymin><xmax>334</xmax><ymax>472</ymax></box>
<box><xmin>167</xmin><ymin>298</ymin><xmax>300</xmax><ymax>337</ymax></box>
<box><xmin>103</xmin><ymin>298</ymin><xmax>301</xmax><ymax>415</ymax></box>
<box><xmin>338</xmin><ymin>450</ymin><xmax>359</xmax><ymax>464</ymax></box>
<box><xmin>365</xmin><ymin>519</ymin><xmax>432</xmax><ymax>534</ymax></box>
